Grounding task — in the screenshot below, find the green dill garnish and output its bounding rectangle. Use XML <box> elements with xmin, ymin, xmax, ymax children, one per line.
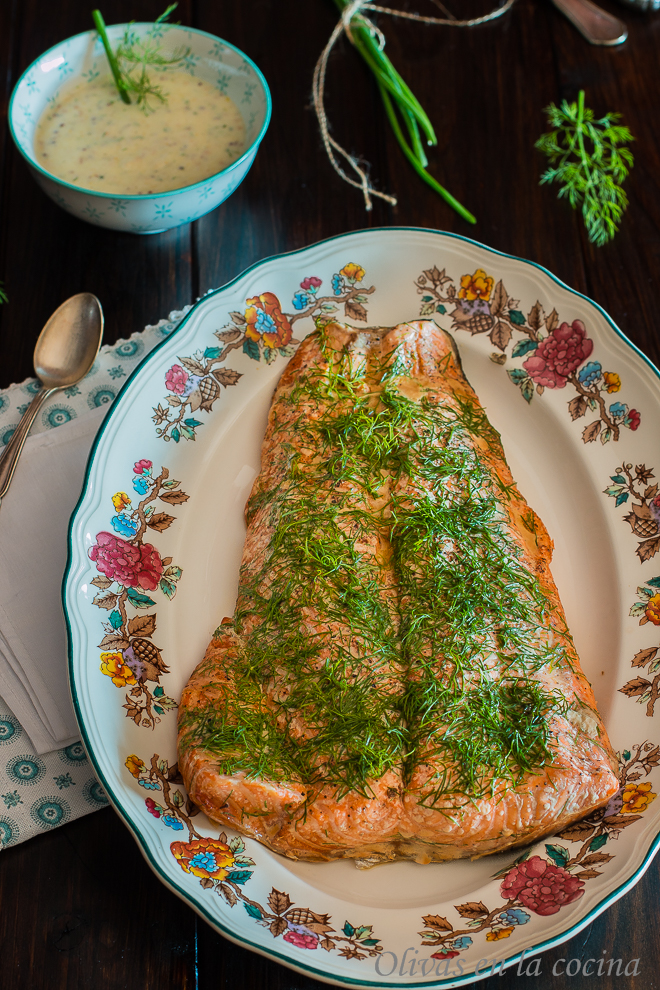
<box><xmin>180</xmin><ymin>326</ymin><xmax>575</xmax><ymax>806</ymax></box>
<box><xmin>92</xmin><ymin>5</ymin><xmax>189</xmax><ymax>111</ymax></box>
<box><xmin>535</xmin><ymin>90</ymin><xmax>634</xmax><ymax>247</ymax></box>
<box><xmin>416</xmin><ymin>679</ymin><xmax>567</xmax><ymax>808</ymax></box>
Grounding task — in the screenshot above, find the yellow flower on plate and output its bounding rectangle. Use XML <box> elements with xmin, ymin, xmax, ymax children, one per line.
<box><xmin>621</xmin><ymin>781</ymin><xmax>656</xmax><ymax>814</ymax></box>
<box><xmin>112</xmin><ymin>491</ymin><xmax>131</xmax><ymax>511</ymax></box>
<box><xmin>603</xmin><ymin>372</ymin><xmax>621</xmax><ymax>393</ymax></box>
<box><xmin>340</xmin><ymin>262</ymin><xmax>365</xmax><ymax>283</ymax></box>
<box><xmin>125</xmin><ymin>754</ymin><xmax>145</xmax><ymax>778</ymax></box>
<box><xmin>171</xmin><ymin>837</ymin><xmax>235</xmax><ymax>880</ymax></box>
<box><xmin>645</xmin><ymin>593</ymin><xmax>660</xmax><ymax>626</ymax></box>
<box><xmin>244</xmin><ymin>291</ymin><xmax>292</xmax><ymax>348</ymax></box>
<box><xmin>459</xmin><ymin>269</ymin><xmax>493</xmax><ymax>302</ymax></box>
<box><xmin>486</xmin><ymin>927</ymin><xmax>514</xmax><ymax>941</ymax></box>
<box><xmin>100</xmin><ymin>651</ymin><xmax>137</xmax><ymax>688</ymax></box>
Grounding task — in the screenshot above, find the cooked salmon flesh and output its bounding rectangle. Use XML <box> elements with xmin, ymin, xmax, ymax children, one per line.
<box><xmin>177</xmin><ymin>320</ymin><xmax>619</xmax><ymax>864</ymax></box>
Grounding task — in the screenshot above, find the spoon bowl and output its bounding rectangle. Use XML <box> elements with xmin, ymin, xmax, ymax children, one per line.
<box><xmin>0</xmin><ymin>292</ymin><xmax>103</xmax><ymax>503</ymax></box>
<box><xmin>34</xmin><ymin>293</ymin><xmax>104</xmax><ymax>388</ymax></box>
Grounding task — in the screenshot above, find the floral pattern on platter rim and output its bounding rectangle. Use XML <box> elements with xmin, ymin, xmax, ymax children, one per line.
<box><xmin>64</xmin><ymin>228</ymin><xmax>660</xmax><ymax>988</ymax></box>
<box><xmin>619</xmin><ymin>568</ymin><xmax>660</xmax><ymax>717</ymax></box>
<box><xmin>126</xmin><ymin>752</ymin><xmax>384</xmax><ymax>962</ymax></box>
<box><xmin>87</xmin><ymin>458</ymin><xmax>185</xmax><ymax>728</ymax></box>
<box><xmin>153</xmin><ymin>262</ymin><xmax>371</xmax><ymax>442</ymax></box>
<box><xmin>602</xmin><ymin>466</ymin><xmax>660</xmax><ymax>719</ymax></box>
<box><xmin>121</xmin><ymin>745</ymin><xmax>656</xmax><ymax>971</ymax></box>
<box><xmin>415</xmin><ymin>265</ymin><xmax>640</xmax><ymax>444</ymax></box>
<box><xmin>418</xmin><ymin>745</ymin><xmax>657</xmax><ymax>968</ymax></box>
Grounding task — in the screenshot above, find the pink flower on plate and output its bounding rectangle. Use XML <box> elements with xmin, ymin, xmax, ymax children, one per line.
<box><xmin>134</xmin><ymin>459</ymin><xmax>153</xmax><ymax>474</ymax></box>
<box><xmin>523</xmin><ymin>320</ymin><xmax>593</xmax><ymax>388</ymax></box>
<box><xmin>165</xmin><ymin>364</ymin><xmax>189</xmax><ymax>395</ymax></box>
<box><xmin>300</xmin><ymin>276</ymin><xmax>322</xmax><ymax>291</ymax></box>
<box><xmin>500</xmin><ymin>855</ymin><xmax>584</xmax><ymax>916</ymax></box>
<box><xmin>89</xmin><ymin>532</ymin><xmax>164</xmax><ymax>591</ymax></box>
<box><xmin>283</xmin><ymin>930</ymin><xmax>318</xmax><ymax>950</ymax></box>
<box><xmin>626</xmin><ymin>409</ymin><xmax>641</xmax><ymax>431</ymax></box>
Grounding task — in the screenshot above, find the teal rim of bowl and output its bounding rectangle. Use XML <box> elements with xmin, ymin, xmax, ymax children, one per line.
<box><xmin>8</xmin><ymin>22</ymin><xmax>272</xmax><ymax>202</ymax></box>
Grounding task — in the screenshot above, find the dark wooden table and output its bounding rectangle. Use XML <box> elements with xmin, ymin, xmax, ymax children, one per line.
<box><xmin>1</xmin><ymin>1</ymin><xmax>659</xmax><ymax>987</ymax></box>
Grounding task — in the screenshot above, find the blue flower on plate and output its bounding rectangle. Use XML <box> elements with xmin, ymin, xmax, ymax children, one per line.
<box><xmin>292</xmin><ymin>291</ymin><xmax>310</xmax><ymax>311</ymax></box>
<box><xmin>162</xmin><ymin>814</ymin><xmax>184</xmax><ymax>831</ymax></box>
<box><xmin>609</xmin><ymin>401</ymin><xmax>627</xmax><ymax>420</ymax></box>
<box><xmin>453</xmin><ymin>936</ymin><xmax>473</xmax><ymax>948</ymax></box>
<box><xmin>254</xmin><ymin>309</ymin><xmax>277</xmax><ymax>335</ymax></box>
<box><xmin>500</xmin><ymin>908</ymin><xmax>530</xmax><ymax>926</ymax></box>
<box><xmin>189</xmin><ymin>851</ymin><xmax>217</xmax><ymax>872</ymax></box>
<box><xmin>138</xmin><ymin>779</ymin><xmax>160</xmax><ymax>790</ymax></box>
<box><xmin>332</xmin><ymin>273</ymin><xmax>343</xmax><ymax>296</ymax></box>
<box><xmin>111</xmin><ymin>514</ymin><xmax>138</xmax><ymax>537</ymax></box>
<box><xmin>132</xmin><ymin>475</ymin><xmax>149</xmax><ymax>495</ymax></box>
<box><xmin>577</xmin><ymin>361</ymin><xmax>602</xmax><ymax>386</ymax></box>
<box><xmin>181</xmin><ymin>373</ymin><xmax>202</xmax><ymax>399</ymax></box>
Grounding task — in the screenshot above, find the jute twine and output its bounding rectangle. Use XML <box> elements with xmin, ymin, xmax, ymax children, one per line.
<box><xmin>312</xmin><ymin>0</ymin><xmax>517</xmax><ymax>210</ymax></box>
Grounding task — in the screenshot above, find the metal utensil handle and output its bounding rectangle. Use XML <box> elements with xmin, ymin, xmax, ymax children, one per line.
<box><xmin>551</xmin><ymin>0</ymin><xmax>628</xmax><ymax>45</ymax></box>
<box><xmin>0</xmin><ymin>387</ymin><xmax>58</xmax><ymax>502</ymax></box>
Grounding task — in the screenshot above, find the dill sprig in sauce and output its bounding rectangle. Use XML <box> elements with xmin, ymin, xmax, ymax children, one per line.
<box><xmin>92</xmin><ymin>5</ymin><xmax>190</xmax><ymax>111</ymax></box>
<box><xmin>181</xmin><ymin>326</ymin><xmax>576</xmax><ymax>808</ymax></box>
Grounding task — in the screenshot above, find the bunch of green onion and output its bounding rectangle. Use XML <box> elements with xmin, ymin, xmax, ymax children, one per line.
<box><xmin>334</xmin><ymin>0</ymin><xmax>476</xmax><ymax>224</ymax></box>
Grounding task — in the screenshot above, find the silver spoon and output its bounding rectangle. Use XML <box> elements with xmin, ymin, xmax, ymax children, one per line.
<box><xmin>0</xmin><ymin>293</ymin><xmax>104</xmax><ymax>505</ymax></box>
<box><xmin>551</xmin><ymin>0</ymin><xmax>628</xmax><ymax>45</ymax></box>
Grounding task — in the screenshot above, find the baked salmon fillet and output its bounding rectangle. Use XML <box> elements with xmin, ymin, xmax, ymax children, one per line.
<box><xmin>177</xmin><ymin>320</ymin><xmax>619</xmax><ymax>864</ymax></box>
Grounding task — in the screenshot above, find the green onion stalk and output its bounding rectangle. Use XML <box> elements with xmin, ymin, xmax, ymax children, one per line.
<box><xmin>91</xmin><ymin>5</ymin><xmax>187</xmax><ymax>111</ymax></box>
<box><xmin>92</xmin><ymin>9</ymin><xmax>131</xmax><ymax>104</ymax></box>
<box><xmin>333</xmin><ymin>0</ymin><xmax>476</xmax><ymax>224</ymax></box>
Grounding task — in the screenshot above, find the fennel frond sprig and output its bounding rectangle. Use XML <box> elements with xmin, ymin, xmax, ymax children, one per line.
<box><xmin>92</xmin><ymin>5</ymin><xmax>190</xmax><ymax>112</ymax></box>
<box><xmin>535</xmin><ymin>90</ymin><xmax>634</xmax><ymax>248</ymax></box>
<box><xmin>333</xmin><ymin>0</ymin><xmax>475</xmax><ymax>224</ymax></box>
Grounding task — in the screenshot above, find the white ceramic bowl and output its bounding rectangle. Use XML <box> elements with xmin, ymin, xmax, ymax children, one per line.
<box><xmin>8</xmin><ymin>23</ymin><xmax>271</xmax><ymax>233</ymax></box>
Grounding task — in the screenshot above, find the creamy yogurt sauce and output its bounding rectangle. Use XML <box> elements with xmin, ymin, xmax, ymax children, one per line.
<box><xmin>34</xmin><ymin>71</ymin><xmax>246</xmax><ymax>194</ymax></box>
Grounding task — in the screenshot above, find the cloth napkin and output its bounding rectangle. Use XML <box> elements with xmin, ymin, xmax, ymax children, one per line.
<box><xmin>0</xmin><ymin>303</ymin><xmax>190</xmax><ymax>846</ymax></box>
<box><xmin>0</xmin><ymin>406</ymin><xmax>107</xmax><ymax>752</ymax></box>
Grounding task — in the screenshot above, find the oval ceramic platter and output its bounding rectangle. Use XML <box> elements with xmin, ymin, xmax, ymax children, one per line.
<box><xmin>64</xmin><ymin>228</ymin><xmax>660</xmax><ymax>987</ymax></box>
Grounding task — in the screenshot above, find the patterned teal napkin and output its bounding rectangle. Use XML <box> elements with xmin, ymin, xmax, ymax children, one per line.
<box><xmin>0</xmin><ymin>307</ymin><xmax>189</xmax><ymax>447</ymax></box>
<box><xmin>0</xmin><ymin>700</ymin><xmax>108</xmax><ymax>847</ymax></box>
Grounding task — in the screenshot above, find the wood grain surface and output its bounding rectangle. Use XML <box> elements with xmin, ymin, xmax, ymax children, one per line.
<box><xmin>0</xmin><ymin>1</ymin><xmax>659</xmax><ymax>987</ymax></box>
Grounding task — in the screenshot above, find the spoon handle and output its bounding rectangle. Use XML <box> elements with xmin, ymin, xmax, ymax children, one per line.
<box><xmin>550</xmin><ymin>0</ymin><xmax>628</xmax><ymax>45</ymax></box>
<box><xmin>0</xmin><ymin>387</ymin><xmax>58</xmax><ymax>503</ymax></box>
